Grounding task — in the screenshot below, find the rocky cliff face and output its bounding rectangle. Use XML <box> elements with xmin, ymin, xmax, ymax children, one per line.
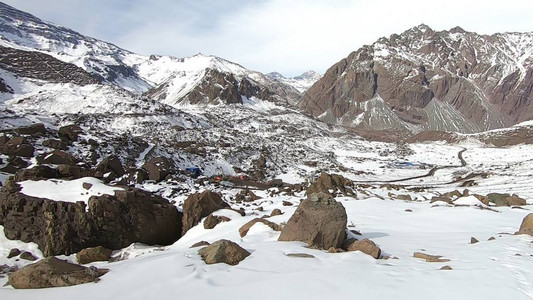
<box><xmin>0</xmin><ymin>46</ymin><xmax>100</xmax><ymax>85</ymax></box>
<box><xmin>300</xmin><ymin>25</ymin><xmax>533</xmax><ymax>133</ymax></box>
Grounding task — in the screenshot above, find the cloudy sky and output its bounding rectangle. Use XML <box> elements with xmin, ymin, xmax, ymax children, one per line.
<box><xmin>3</xmin><ymin>0</ymin><xmax>533</xmax><ymax>77</ymax></box>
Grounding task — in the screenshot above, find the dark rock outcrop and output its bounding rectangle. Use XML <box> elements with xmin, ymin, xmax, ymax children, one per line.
<box><xmin>37</xmin><ymin>150</ymin><xmax>78</xmax><ymax>165</ymax></box>
<box><xmin>8</xmin><ymin>257</ymin><xmax>108</xmax><ymax>289</ymax></box>
<box><xmin>95</xmin><ymin>155</ymin><xmax>126</xmax><ymax>178</ymax></box>
<box><xmin>0</xmin><ymin>137</ymin><xmax>34</xmax><ymax>157</ymax></box>
<box><xmin>142</xmin><ymin>156</ymin><xmax>174</xmax><ymax>182</ymax></box>
<box><xmin>59</xmin><ymin>124</ymin><xmax>84</xmax><ymax>142</ymax></box>
<box><xmin>306</xmin><ymin>172</ymin><xmax>355</xmax><ymax>196</ymax></box>
<box><xmin>197</xmin><ymin>239</ymin><xmax>250</xmax><ymax>265</ymax></box>
<box><xmin>0</xmin><ymin>181</ymin><xmax>182</xmax><ymax>256</ymax></box>
<box><xmin>203</xmin><ymin>214</ymin><xmax>230</xmax><ymax>229</ymax></box>
<box><xmin>278</xmin><ymin>192</ymin><xmax>347</xmax><ymax>249</ymax></box>
<box><xmin>181</xmin><ymin>191</ymin><xmax>230</xmax><ymax>235</ymax></box>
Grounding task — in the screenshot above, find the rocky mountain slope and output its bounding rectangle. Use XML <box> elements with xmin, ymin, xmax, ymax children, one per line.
<box><xmin>300</xmin><ymin>25</ymin><xmax>533</xmax><ymax>133</ymax></box>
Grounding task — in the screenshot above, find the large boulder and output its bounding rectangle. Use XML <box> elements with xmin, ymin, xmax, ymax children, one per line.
<box><xmin>182</xmin><ymin>190</ymin><xmax>230</xmax><ymax>235</ymax></box>
<box><xmin>142</xmin><ymin>156</ymin><xmax>174</xmax><ymax>182</ymax></box>
<box><xmin>306</xmin><ymin>172</ymin><xmax>354</xmax><ymax>196</ymax></box>
<box><xmin>42</xmin><ymin>139</ymin><xmax>68</xmax><ymax>150</ymax></box>
<box><xmin>13</xmin><ymin>123</ymin><xmax>46</xmax><ymax>135</ymax></box>
<box><xmin>0</xmin><ymin>181</ymin><xmax>182</xmax><ymax>256</ymax></box>
<box><xmin>8</xmin><ymin>257</ymin><xmax>108</xmax><ymax>289</ymax></box>
<box><xmin>59</xmin><ymin>124</ymin><xmax>84</xmax><ymax>142</ymax></box>
<box><xmin>0</xmin><ymin>137</ymin><xmax>34</xmax><ymax>157</ymax></box>
<box><xmin>516</xmin><ymin>213</ymin><xmax>533</xmax><ymax>236</ymax></box>
<box><xmin>278</xmin><ymin>192</ymin><xmax>347</xmax><ymax>249</ymax></box>
<box><xmin>95</xmin><ymin>155</ymin><xmax>126</xmax><ymax>178</ymax></box>
<box><xmin>88</xmin><ymin>188</ymin><xmax>182</xmax><ymax>249</ymax></box>
<box><xmin>37</xmin><ymin>150</ymin><xmax>78</xmax><ymax>165</ymax></box>
<box><xmin>197</xmin><ymin>239</ymin><xmax>250</xmax><ymax>265</ymax></box>
<box><xmin>13</xmin><ymin>165</ymin><xmax>60</xmax><ymax>181</ymax></box>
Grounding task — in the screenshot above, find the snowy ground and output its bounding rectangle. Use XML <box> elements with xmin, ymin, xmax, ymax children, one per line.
<box><xmin>1</xmin><ymin>139</ymin><xmax>532</xmax><ymax>299</ymax></box>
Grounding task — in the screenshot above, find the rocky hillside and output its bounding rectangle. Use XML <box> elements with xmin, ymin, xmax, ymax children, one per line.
<box><xmin>300</xmin><ymin>25</ymin><xmax>533</xmax><ymax>133</ymax></box>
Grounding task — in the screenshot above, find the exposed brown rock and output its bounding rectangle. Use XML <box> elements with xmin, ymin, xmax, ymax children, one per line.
<box><xmin>42</xmin><ymin>139</ymin><xmax>68</xmax><ymax>150</ymax></box>
<box><xmin>470</xmin><ymin>237</ymin><xmax>479</xmax><ymax>244</ymax></box>
<box><xmin>7</xmin><ymin>248</ymin><xmax>20</xmax><ymax>258</ymax></box>
<box><xmin>197</xmin><ymin>239</ymin><xmax>250</xmax><ymax>265</ymax></box>
<box><xmin>413</xmin><ymin>252</ymin><xmax>450</xmax><ymax>262</ymax></box>
<box><xmin>59</xmin><ymin>124</ymin><xmax>84</xmax><ymax>142</ymax></box>
<box><xmin>190</xmin><ymin>241</ymin><xmax>210</xmax><ymax>248</ymax></box>
<box><xmin>1</xmin><ymin>137</ymin><xmax>34</xmax><ymax>157</ymax></box>
<box><xmin>487</xmin><ymin>193</ymin><xmax>527</xmax><ymax>206</ymax></box>
<box><xmin>38</xmin><ymin>150</ymin><xmax>78</xmax><ymax>165</ymax></box>
<box><xmin>76</xmin><ymin>246</ymin><xmax>112</xmax><ymax>264</ymax></box>
<box><xmin>8</xmin><ymin>257</ymin><xmax>108</xmax><ymax>289</ymax></box>
<box><xmin>142</xmin><ymin>156</ymin><xmax>174</xmax><ymax>182</ymax></box>
<box><xmin>270</xmin><ymin>208</ymin><xmax>283</xmax><ymax>217</ymax></box>
<box><xmin>440</xmin><ymin>265</ymin><xmax>453</xmax><ymax>270</ymax></box>
<box><xmin>238</xmin><ymin>218</ymin><xmax>282</xmax><ymax>237</ymax></box>
<box><xmin>95</xmin><ymin>155</ymin><xmax>126</xmax><ymax>178</ymax></box>
<box><xmin>517</xmin><ymin>213</ymin><xmax>533</xmax><ymax>236</ymax></box>
<box><xmin>12</xmin><ymin>123</ymin><xmax>46</xmax><ymax>135</ymax></box>
<box><xmin>19</xmin><ymin>251</ymin><xmax>38</xmax><ymax>261</ymax></box>
<box><xmin>203</xmin><ymin>214</ymin><xmax>231</xmax><ymax>229</ymax></box>
<box><xmin>307</xmin><ymin>172</ymin><xmax>354</xmax><ymax>196</ymax></box>
<box><xmin>344</xmin><ymin>238</ymin><xmax>381</xmax><ymax>259</ymax></box>
<box><xmin>0</xmin><ymin>181</ymin><xmax>182</xmax><ymax>256</ymax></box>
<box><xmin>278</xmin><ymin>193</ymin><xmax>347</xmax><ymax>249</ymax></box>
<box><xmin>181</xmin><ymin>190</ymin><xmax>230</xmax><ymax>235</ymax></box>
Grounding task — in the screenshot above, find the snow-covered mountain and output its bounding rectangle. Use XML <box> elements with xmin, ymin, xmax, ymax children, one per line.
<box><xmin>300</xmin><ymin>24</ymin><xmax>533</xmax><ymax>133</ymax></box>
<box><xmin>0</xmin><ymin>1</ymin><xmax>300</xmax><ymax>106</ymax></box>
<box><xmin>266</xmin><ymin>70</ymin><xmax>322</xmax><ymax>93</ymax></box>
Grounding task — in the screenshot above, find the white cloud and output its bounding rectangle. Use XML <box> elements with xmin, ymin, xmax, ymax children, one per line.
<box><xmin>3</xmin><ymin>0</ymin><xmax>533</xmax><ymax>77</ymax></box>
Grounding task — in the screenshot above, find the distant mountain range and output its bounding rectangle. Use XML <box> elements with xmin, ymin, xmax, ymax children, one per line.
<box><xmin>1</xmin><ymin>1</ymin><xmax>532</xmax><ymax>134</ymax></box>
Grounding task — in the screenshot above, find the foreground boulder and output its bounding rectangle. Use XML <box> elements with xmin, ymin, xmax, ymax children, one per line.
<box><xmin>278</xmin><ymin>192</ymin><xmax>347</xmax><ymax>249</ymax></box>
<box><xmin>306</xmin><ymin>172</ymin><xmax>355</xmax><ymax>196</ymax></box>
<box><xmin>76</xmin><ymin>246</ymin><xmax>113</xmax><ymax>264</ymax></box>
<box><xmin>516</xmin><ymin>213</ymin><xmax>533</xmax><ymax>236</ymax></box>
<box><xmin>8</xmin><ymin>257</ymin><xmax>108</xmax><ymax>289</ymax></box>
<box><xmin>0</xmin><ymin>181</ymin><xmax>182</xmax><ymax>256</ymax></box>
<box><xmin>197</xmin><ymin>239</ymin><xmax>250</xmax><ymax>265</ymax></box>
<box><xmin>182</xmin><ymin>190</ymin><xmax>230</xmax><ymax>235</ymax></box>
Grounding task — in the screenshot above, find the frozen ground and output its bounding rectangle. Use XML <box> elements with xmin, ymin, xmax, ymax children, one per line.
<box><xmin>1</xmin><ymin>138</ymin><xmax>532</xmax><ymax>300</ymax></box>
